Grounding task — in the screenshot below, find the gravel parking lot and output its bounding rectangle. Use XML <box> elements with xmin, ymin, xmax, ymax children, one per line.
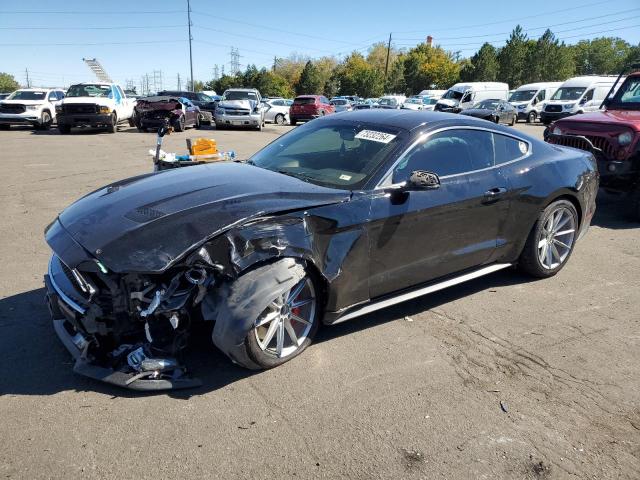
<box><xmin>1</xmin><ymin>122</ymin><xmax>638</xmax><ymax>479</ymax></box>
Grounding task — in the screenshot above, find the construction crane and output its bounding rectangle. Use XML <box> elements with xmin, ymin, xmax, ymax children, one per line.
<box><xmin>83</xmin><ymin>58</ymin><xmax>113</xmax><ymax>83</ymax></box>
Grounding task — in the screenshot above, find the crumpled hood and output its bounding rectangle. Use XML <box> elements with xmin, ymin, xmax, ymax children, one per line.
<box><xmin>62</xmin><ymin>97</ymin><xmax>115</xmax><ymax>107</ymax></box>
<box><xmin>555</xmin><ymin>110</ymin><xmax>640</xmax><ymax>132</ymax></box>
<box><xmin>436</xmin><ymin>98</ymin><xmax>458</xmax><ymax>108</ymax></box>
<box><xmin>217</xmin><ymin>99</ymin><xmax>256</xmax><ymax>111</ymax></box>
<box><xmin>52</xmin><ymin>162</ymin><xmax>350</xmax><ymax>273</ymax></box>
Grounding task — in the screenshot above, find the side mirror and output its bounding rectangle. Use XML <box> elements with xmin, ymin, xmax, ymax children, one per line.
<box><xmin>406</xmin><ymin>170</ymin><xmax>441</xmax><ymax>190</ymax></box>
<box><xmin>532</xmin><ymin>98</ymin><xmax>538</xmax><ymax>106</ymax></box>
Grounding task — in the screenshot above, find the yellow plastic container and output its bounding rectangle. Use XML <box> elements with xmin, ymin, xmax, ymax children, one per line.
<box><xmin>188</xmin><ymin>138</ymin><xmax>218</xmax><ymax>155</ymax></box>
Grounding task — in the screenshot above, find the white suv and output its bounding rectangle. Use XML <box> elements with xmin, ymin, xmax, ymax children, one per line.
<box><xmin>0</xmin><ymin>88</ymin><xmax>65</xmax><ymax>130</ymax></box>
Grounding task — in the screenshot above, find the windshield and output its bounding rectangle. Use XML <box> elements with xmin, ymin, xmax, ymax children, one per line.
<box><xmin>551</xmin><ymin>87</ymin><xmax>585</xmax><ymax>101</ymax></box>
<box><xmin>7</xmin><ymin>90</ymin><xmax>46</xmax><ymax>100</ymax></box>
<box><xmin>474</xmin><ymin>100</ymin><xmax>499</xmax><ymax>109</ymax></box>
<box><xmin>66</xmin><ymin>84</ymin><xmax>111</xmax><ymax>98</ymax></box>
<box><xmin>378</xmin><ymin>98</ymin><xmax>397</xmax><ymax>106</ymax></box>
<box><xmin>442</xmin><ymin>89</ymin><xmax>464</xmax><ymax>100</ymax></box>
<box><xmin>249</xmin><ymin>120</ymin><xmax>404</xmax><ymax>189</ymax></box>
<box><xmin>223</xmin><ymin>90</ymin><xmax>258</xmax><ymax>101</ymax></box>
<box><xmin>424</xmin><ymin>98</ymin><xmax>438</xmax><ymax>105</ymax></box>
<box><xmin>609</xmin><ymin>77</ymin><xmax>640</xmax><ymax>109</ymax></box>
<box><xmin>509</xmin><ymin>90</ymin><xmax>537</xmax><ymax>102</ymax></box>
<box><xmin>406</xmin><ymin>98</ymin><xmax>422</xmax><ymax>104</ymax></box>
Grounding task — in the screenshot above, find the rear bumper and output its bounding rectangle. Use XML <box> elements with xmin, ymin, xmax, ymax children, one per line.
<box><xmin>57</xmin><ymin>113</ymin><xmax>113</xmax><ymax>128</ymax></box>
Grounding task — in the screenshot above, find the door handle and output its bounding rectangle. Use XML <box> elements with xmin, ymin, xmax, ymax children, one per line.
<box><xmin>482</xmin><ymin>187</ymin><xmax>508</xmax><ymax>203</ymax></box>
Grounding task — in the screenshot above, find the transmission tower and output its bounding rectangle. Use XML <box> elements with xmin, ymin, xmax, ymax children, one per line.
<box><xmin>230</xmin><ymin>48</ymin><xmax>241</xmax><ymax>75</ymax></box>
<box><xmin>152</xmin><ymin>70</ymin><xmax>163</xmax><ymax>93</ymax></box>
<box><xmin>213</xmin><ymin>64</ymin><xmax>219</xmax><ymax>80</ymax></box>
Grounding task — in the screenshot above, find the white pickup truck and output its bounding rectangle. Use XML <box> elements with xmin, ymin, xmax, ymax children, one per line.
<box><xmin>56</xmin><ymin>82</ymin><xmax>135</xmax><ymax>134</ymax></box>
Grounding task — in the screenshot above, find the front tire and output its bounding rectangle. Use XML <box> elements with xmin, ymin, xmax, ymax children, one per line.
<box><xmin>509</xmin><ymin>114</ymin><xmax>516</xmax><ymax>126</ymax></box>
<box><xmin>213</xmin><ymin>259</ymin><xmax>320</xmax><ymax>369</ymax></box>
<box><xmin>37</xmin><ymin>111</ymin><xmax>52</xmax><ymax>130</ymax></box>
<box><xmin>107</xmin><ymin>113</ymin><xmax>117</xmax><ymax>133</ymax></box>
<box><xmin>518</xmin><ymin>199</ymin><xmax>578</xmax><ymax>278</ymax></box>
<box><xmin>173</xmin><ymin>115</ymin><xmax>185</xmax><ymax>132</ymax></box>
<box><xmin>290</xmin><ymin>118</ymin><xmax>297</xmax><ymax>126</ymax></box>
<box><xmin>527</xmin><ymin>111</ymin><xmax>537</xmax><ymax>123</ymax></box>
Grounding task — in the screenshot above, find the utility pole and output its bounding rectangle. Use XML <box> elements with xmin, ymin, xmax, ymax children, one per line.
<box><xmin>25</xmin><ymin>68</ymin><xmax>31</xmax><ymax>88</ymax></box>
<box><xmin>177</xmin><ymin>73</ymin><xmax>181</xmax><ymax>91</ymax></box>
<box><xmin>384</xmin><ymin>33</ymin><xmax>392</xmax><ymax>84</ymax></box>
<box><xmin>273</xmin><ymin>56</ymin><xmax>277</xmax><ymax>72</ymax></box>
<box><xmin>187</xmin><ymin>0</ymin><xmax>194</xmax><ymax>91</ymax></box>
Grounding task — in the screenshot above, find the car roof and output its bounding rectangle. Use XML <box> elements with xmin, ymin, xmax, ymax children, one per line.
<box><xmin>314</xmin><ymin>110</ymin><xmax>539</xmax><ymax>142</ymax></box>
<box><xmin>296</xmin><ymin>95</ymin><xmax>321</xmax><ymax>98</ymax></box>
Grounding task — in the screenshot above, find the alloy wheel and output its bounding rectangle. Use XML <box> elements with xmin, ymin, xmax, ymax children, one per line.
<box><xmin>537</xmin><ymin>206</ymin><xmax>576</xmax><ymax>270</ymax></box>
<box><xmin>254</xmin><ymin>277</ymin><xmax>316</xmax><ymax>358</ymax></box>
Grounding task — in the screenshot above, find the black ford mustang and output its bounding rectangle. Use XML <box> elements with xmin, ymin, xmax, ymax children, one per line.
<box><xmin>460</xmin><ymin>99</ymin><xmax>517</xmax><ymax>125</ymax></box>
<box><xmin>44</xmin><ymin>110</ymin><xmax>599</xmax><ymax>390</ymax></box>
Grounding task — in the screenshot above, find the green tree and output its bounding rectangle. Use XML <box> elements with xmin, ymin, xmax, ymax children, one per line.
<box><xmin>528</xmin><ymin>30</ymin><xmax>575</xmax><ymax>81</ymax></box>
<box><xmin>274</xmin><ymin>54</ymin><xmax>309</xmax><ymax>88</ymax></box>
<box><xmin>367</xmin><ymin>42</ymin><xmax>401</xmax><ymax>73</ymax></box>
<box><xmin>254</xmin><ymin>69</ymin><xmax>294</xmax><ymax>98</ymax></box>
<box><xmin>314</xmin><ymin>56</ymin><xmax>338</xmax><ymax>96</ymax></box>
<box><xmin>0</xmin><ymin>72</ymin><xmax>20</xmax><ymax>92</ymax></box>
<box><xmin>470</xmin><ymin>43</ymin><xmax>499</xmax><ymax>81</ymax></box>
<box><xmin>497</xmin><ymin>25</ymin><xmax>531</xmax><ymax>87</ymax></box>
<box><xmin>572</xmin><ymin>37</ymin><xmax>631</xmax><ymax>74</ymax></box>
<box><xmin>336</xmin><ymin>53</ymin><xmax>384</xmax><ymax>97</ymax></box>
<box><xmin>385</xmin><ymin>55</ymin><xmax>406</xmax><ymax>94</ymax></box>
<box><xmin>403</xmin><ymin>43</ymin><xmax>460</xmax><ymax>94</ymax></box>
<box><xmin>295</xmin><ymin>61</ymin><xmax>323</xmax><ymax>95</ymax></box>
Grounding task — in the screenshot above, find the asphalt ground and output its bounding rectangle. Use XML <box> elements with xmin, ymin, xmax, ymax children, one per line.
<box><xmin>0</xmin><ymin>119</ymin><xmax>638</xmax><ymax>479</ymax></box>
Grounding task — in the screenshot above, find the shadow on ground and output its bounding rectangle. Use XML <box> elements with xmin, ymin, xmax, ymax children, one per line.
<box><xmin>0</xmin><ymin>269</ymin><xmax>531</xmax><ymax>399</ymax></box>
<box><xmin>592</xmin><ymin>191</ymin><xmax>639</xmax><ymax>230</ymax></box>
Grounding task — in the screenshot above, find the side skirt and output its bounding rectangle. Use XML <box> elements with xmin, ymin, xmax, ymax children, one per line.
<box><xmin>328</xmin><ymin>263</ymin><xmax>512</xmax><ymax>325</ymax></box>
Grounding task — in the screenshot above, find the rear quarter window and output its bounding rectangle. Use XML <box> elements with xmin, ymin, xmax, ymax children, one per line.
<box><xmin>493</xmin><ymin>133</ymin><xmax>529</xmax><ymax>165</ymax></box>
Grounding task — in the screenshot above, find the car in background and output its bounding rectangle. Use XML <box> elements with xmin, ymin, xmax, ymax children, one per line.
<box><xmin>56</xmin><ymin>82</ymin><xmax>135</xmax><ymax>134</ymax></box>
<box><xmin>509</xmin><ymin>82</ymin><xmax>562</xmax><ymax>123</ymax></box>
<box><xmin>289</xmin><ymin>95</ymin><xmax>335</xmax><ymax>125</ymax></box>
<box><xmin>263</xmin><ymin>98</ymin><xmax>293</xmax><ymax>125</ymax></box>
<box><xmin>158</xmin><ymin>90</ymin><xmax>217</xmax><ymax>124</ymax></box>
<box><xmin>134</xmin><ymin>95</ymin><xmax>201</xmax><ymax>132</ymax></box>
<box><xmin>402</xmin><ymin>96</ymin><xmax>439</xmax><ymax>111</ymax></box>
<box><xmin>43</xmin><ymin>110</ymin><xmax>598</xmax><ymax>389</ymax></box>
<box><xmin>546</xmin><ymin>65</ymin><xmax>640</xmax><ymax>220</ymax></box>
<box><xmin>418</xmin><ymin>89</ymin><xmax>446</xmax><ymax>98</ymax></box>
<box><xmin>214</xmin><ymin>88</ymin><xmax>265</xmax><ymax>130</ymax></box>
<box><xmin>376</xmin><ymin>95</ymin><xmax>406</xmax><ymax>109</ymax></box>
<box><xmin>459</xmin><ymin>99</ymin><xmax>516</xmax><ymax>125</ymax></box>
<box><xmin>540</xmin><ymin>76</ymin><xmax>618</xmax><ymax>125</ymax></box>
<box><xmin>330</xmin><ymin>98</ymin><xmax>353</xmax><ymax>112</ymax></box>
<box><xmin>0</xmin><ymin>88</ymin><xmax>65</xmax><ymax>130</ymax></box>
<box><xmin>354</xmin><ymin>98</ymin><xmax>379</xmax><ymax>110</ymax></box>
<box><xmin>435</xmin><ymin>82</ymin><xmax>509</xmax><ymax>113</ymax></box>
<box><xmin>0</xmin><ymin>93</ymin><xmax>11</xmax><ymax>100</ymax></box>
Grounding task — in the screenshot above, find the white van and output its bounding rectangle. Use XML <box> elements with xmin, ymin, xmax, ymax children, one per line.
<box><xmin>508</xmin><ymin>82</ymin><xmax>562</xmax><ymax>123</ymax></box>
<box><xmin>434</xmin><ymin>82</ymin><xmax>509</xmax><ymax>113</ymax></box>
<box><xmin>376</xmin><ymin>95</ymin><xmax>407</xmax><ymax>109</ymax></box>
<box><xmin>540</xmin><ymin>76</ymin><xmax>618</xmax><ymax>124</ymax></box>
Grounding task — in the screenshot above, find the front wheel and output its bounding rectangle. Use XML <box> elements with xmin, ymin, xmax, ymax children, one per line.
<box><xmin>107</xmin><ymin>113</ymin><xmax>117</xmax><ymax>133</ymax></box>
<box><xmin>527</xmin><ymin>111</ymin><xmax>537</xmax><ymax>123</ymax></box>
<box><xmin>194</xmin><ymin>114</ymin><xmax>201</xmax><ymax>129</ymax></box>
<box><xmin>38</xmin><ymin>111</ymin><xmax>52</xmax><ymax>130</ymax></box>
<box><xmin>518</xmin><ymin>199</ymin><xmax>578</xmax><ymax>278</ymax></box>
<box><xmin>509</xmin><ymin>114</ymin><xmax>516</xmax><ymax>126</ymax></box>
<box><xmin>290</xmin><ymin>118</ymin><xmax>297</xmax><ymax>126</ymax></box>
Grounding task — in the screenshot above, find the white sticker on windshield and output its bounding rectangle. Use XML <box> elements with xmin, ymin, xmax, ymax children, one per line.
<box><xmin>355</xmin><ymin>130</ymin><xmax>396</xmax><ymax>143</ymax></box>
<box><xmin>339</xmin><ymin>174</ymin><xmax>352</xmax><ymax>181</ymax></box>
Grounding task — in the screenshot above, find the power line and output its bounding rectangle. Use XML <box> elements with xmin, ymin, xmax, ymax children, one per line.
<box><xmin>395</xmin><ymin>8</ymin><xmax>640</xmax><ymax>42</ymax></box>
<box><xmin>0</xmin><ymin>9</ymin><xmax>183</xmax><ymax>14</ymax></box>
<box><xmin>0</xmin><ymin>39</ymin><xmax>185</xmax><ymax>47</ymax></box>
<box><xmin>0</xmin><ymin>25</ymin><xmax>183</xmax><ymax>30</ymax></box>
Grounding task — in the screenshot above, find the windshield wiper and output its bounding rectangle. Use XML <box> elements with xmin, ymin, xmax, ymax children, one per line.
<box><xmin>274</xmin><ymin>169</ymin><xmax>313</xmax><ymax>183</ymax></box>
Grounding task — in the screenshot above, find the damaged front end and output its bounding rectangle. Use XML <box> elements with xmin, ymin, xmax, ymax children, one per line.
<box><xmin>44</xmin><ymin>248</ymin><xmax>222</xmax><ymax>391</ymax></box>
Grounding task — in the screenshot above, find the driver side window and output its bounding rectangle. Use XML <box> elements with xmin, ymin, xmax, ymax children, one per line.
<box><xmin>582</xmin><ymin>89</ymin><xmax>594</xmax><ymax>102</ymax></box>
<box><xmin>393</xmin><ymin>129</ymin><xmax>494</xmax><ymax>182</ymax></box>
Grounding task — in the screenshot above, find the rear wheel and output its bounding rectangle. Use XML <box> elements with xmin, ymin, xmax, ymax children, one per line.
<box><xmin>275</xmin><ymin>113</ymin><xmax>285</xmax><ymax>125</ymax></box>
<box><xmin>629</xmin><ymin>185</ymin><xmax>640</xmax><ymax>222</ymax></box>
<box><xmin>518</xmin><ymin>199</ymin><xmax>578</xmax><ymax>278</ymax></box>
<box><xmin>527</xmin><ymin>111</ymin><xmax>537</xmax><ymax>123</ymax></box>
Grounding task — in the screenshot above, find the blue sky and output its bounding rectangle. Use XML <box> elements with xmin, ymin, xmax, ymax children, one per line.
<box><xmin>1</xmin><ymin>0</ymin><xmax>639</xmax><ymax>91</ymax></box>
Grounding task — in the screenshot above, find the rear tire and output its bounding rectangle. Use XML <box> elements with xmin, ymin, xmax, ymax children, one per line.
<box><xmin>628</xmin><ymin>185</ymin><xmax>640</xmax><ymax>222</ymax></box>
<box><xmin>518</xmin><ymin>199</ymin><xmax>578</xmax><ymax>278</ymax></box>
<box><xmin>275</xmin><ymin>113</ymin><xmax>285</xmax><ymax>125</ymax></box>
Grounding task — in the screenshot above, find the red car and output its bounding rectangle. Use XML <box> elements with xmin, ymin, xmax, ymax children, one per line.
<box><xmin>546</xmin><ymin>64</ymin><xmax>640</xmax><ymax>220</ymax></box>
<box><xmin>289</xmin><ymin>95</ymin><xmax>335</xmax><ymax>125</ymax></box>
